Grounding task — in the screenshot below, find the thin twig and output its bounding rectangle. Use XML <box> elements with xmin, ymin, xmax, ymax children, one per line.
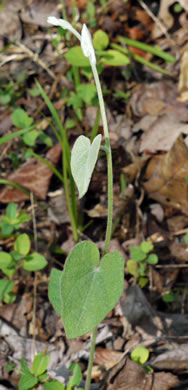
<box><xmin>17</xmin><ymin>42</ymin><xmax>56</xmax><ymax>79</ymax></box>
<box><xmin>137</xmin><ymin>0</ymin><xmax>176</xmax><ymax>47</ymax></box>
<box><xmin>30</xmin><ymin>192</ymin><xmax>38</xmax><ymax>360</ymax></box>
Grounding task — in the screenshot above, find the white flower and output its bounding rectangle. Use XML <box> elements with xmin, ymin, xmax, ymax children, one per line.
<box><xmin>81</xmin><ymin>24</ymin><xmax>96</xmax><ymax>65</ymax></box>
<box><xmin>47</xmin><ymin>16</ymin><xmax>81</xmax><ymax>41</ymax></box>
<box><xmin>47</xmin><ymin>17</ymin><xmax>96</xmax><ymax>65</ymax></box>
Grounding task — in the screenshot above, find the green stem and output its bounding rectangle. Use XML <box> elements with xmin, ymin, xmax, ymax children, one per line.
<box><xmin>91</xmin><ymin>63</ymin><xmax>113</xmax><ymax>256</ymax></box>
<box><xmin>31</xmin><ymin>151</ymin><xmax>65</xmax><ymax>184</ymax></box>
<box><xmin>103</xmin><ymin>140</ymin><xmax>113</xmax><ymax>256</ymax></box>
<box><xmin>0</xmin><ymin>179</ymin><xmax>30</xmax><ymax>197</ymax></box>
<box><xmin>91</xmin><ymin>64</ymin><xmax>109</xmax><ymax>139</ymax></box>
<box><xmin>62</xmin><ymin>142</ymin><xmax>78</xmax><ymax>242</ymax></box>
<box><xmin>85</xmin><ymin>327</ymin><xmax>97</xmax><ymax>390</ymax></box>
<box><xmin>85</xmin><ymin>62</ymin><xmax>114</xmax><ymax>390</ymax></box>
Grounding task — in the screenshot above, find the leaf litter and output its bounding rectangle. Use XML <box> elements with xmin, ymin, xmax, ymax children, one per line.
<box><xmin>1</xmin><ymin>0</ymin><xmax>188</xmax><ymax>388</ymax></box>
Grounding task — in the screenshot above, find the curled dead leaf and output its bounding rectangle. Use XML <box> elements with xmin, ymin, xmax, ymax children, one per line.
<box><xmin>0</xmin><ymin>143</ymin><xmax>61</xmax><ymax>202</ymax></box>
<box><xmin>142</xmin><ymin>136</ymin><xmax>188</xmax><ymax>214</ymax></box>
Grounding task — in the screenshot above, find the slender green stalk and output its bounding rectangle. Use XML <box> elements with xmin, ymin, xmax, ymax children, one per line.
<box><xmin>91</xmin><ymin>62</ymin><xmax>113</xmax><ymax>256</ymax></box>
<box><xmin>0</xmin><ymin>125</ymin><xmax>35</xmax><ymax>145</ymax></box>
<box><xmin>0</xmin><ymin>179</ymin><xmax>30</xmax><ymax>196</ymax></box>
<box><xmin>31</xmin><ymin>151</ymin><xmax>65</xmax><ymax>184</ymax></box>
<box><xmin>85</xmin><ymin>61</ymin><xmax>114</xmax><ymax>390</ymax></box>
<box><xmin>62</xmin><ymin>143</ymin><xmax>78</xmax><ymax>242</ymax></box>
<box><xmin>36</xmin><ymin>80</ymin><xmax>78</xmax><ymax>241</ymax></box>
<box><xmin>111</xmin><ymin>43</ymin><xmax>171</xmax><ymax>76</ymax></box>
<box><xmin>85</xmin><ymin>327</ymin><xmax>98</xmax><ymax>390</ymax></box>
<box><xmin>117</xmin><ymin>36</ymin><xmax>176</xmax><ymax>63</ymax></box>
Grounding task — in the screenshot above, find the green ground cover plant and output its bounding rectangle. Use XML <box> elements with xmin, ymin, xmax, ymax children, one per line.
<box><xmin>0</xmin><ymin>202</ymin><xmax>31</xmax><ymax>237</ymax></box>
<box><xmin>127</xmin><ymin>241</ymin><xmax>158</xmax><ymax>287</ymax></box>
<box><xmin>131</xmin><ymin>346</ymin><xmax>150</xmax><ymax>366</ymax></box>
<box><xmin>18</xmin><ymin>352</ymin><xmax>83</xmax><ymax>390</ymax></box>
<box><xmin>0</xmin><ymin>203</ymin><xmax>47</xmax><ymax>303</ymax></box>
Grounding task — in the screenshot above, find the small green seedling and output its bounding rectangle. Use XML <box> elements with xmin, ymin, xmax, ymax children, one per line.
<box><xmin>0</xmin><ymin>279</ymin><xmax>15</xmax><ymax>304</ymax></box>
<box><xmin>47</xmin><ymin>17</ymin><xmax>125</xmax><ymax>390</ymax></box>
<box><xmin>0</xmin><ymin>202</ymin><xmax>31</xmax><ymax>237</ymax></box>
<box><xmin>18</xmin><ymin>352</ymin><xmax>83</xmax><ymax>390</ymax></box>
<box><xmin>12</xmin><ymin>108</ymin><xmax>52</xmax><ymax>147</ymax></box>
<box><xmin>127</xmin><ymin>241</ymin><xmax>158</xmax><ymax>287</ymax></box>
<box><xmin>131</xmin><ymin>346</ymin><xmax>149</xmax><ymax>366</ymax></box>
<box><xmin>0</xmin><ymin>233</ymin><xmax>47</xmax><ymax>279</ymax></box>
<box><xmin>66</xmin><ymin>83</ymin><xmax>97</xmax><ymax>120</ymax></box>
<box><xmin>82</xmin><ymin>0</ymin><xmax>96</xmax><ymax>27</ymax></box>
<box><xmin>0</xmin><ymin>233</ymin><xmax>47</xmax><ymax>304</ymax></box>
<box><xmin>0</xmin><ymin>82</ymin><xmax>15</xmax><ymax>105</ymax></box>
<box><xmin>162</xmin><ymin>290</ymin><xmax>176</xmax><ymax>303</ymax></box>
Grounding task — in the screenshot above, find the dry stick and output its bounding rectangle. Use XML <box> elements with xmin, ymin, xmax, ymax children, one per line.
<box><xmin>30</xmin><ymin>192</ymin><xmax>38</xmax><ymax>360</ymax></box>
<box><xmin>17</xmin><ymin>42</ymin><xmax>56</xmax><ymax>79</ymax></box>
<box><xmin>137</xmin><ymin>0</ymin><xmax>178</xmax><ymax>50</ymax></box>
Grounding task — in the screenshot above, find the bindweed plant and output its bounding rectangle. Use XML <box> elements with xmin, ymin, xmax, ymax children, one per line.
<box><xmin>47</xmin><ymin>17</ymin><xmax>125</xmax><ymax>390</ymax></box>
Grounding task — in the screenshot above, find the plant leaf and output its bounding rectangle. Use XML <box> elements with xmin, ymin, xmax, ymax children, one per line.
<box><xmin>65</xmin><ymin>46</ymin><xmax>90</xmax><ymax>67</ymax></box>
<box><xmin>93</xmin><ymin>29</ymin><xmax>109</xmax><ymax>50</ymax></box>
<box><xmin>71</xmin><ymin>134</ymin><xmax>102</xmax><ymax>198</ymax></box>
<box><xmin>12</xmin><ymin>108</ymin><xmax>33</xmax><ymax>128</ymax></box>
<box><xmin>43</xmin><ymin>380</ymin><xmax>65</xmax><ymax>390</ymax></box>
<box><xmin>49</xmin><ymin>268</ymin><xmax>64</xmax><ymax>316</ymax></box>
<box><xmin>0</xmin><ymin>252</ymin><xmax>12</xmax><ymax>269</ymax></box>
<box><xmin>57</xmin><ymin>241</ymin><xmax>124</xmax><ymax>338</ymax></box>
<box><xmin>32</xmin><ymin>352</ymin><xmax>50</xmax><ymax>376</ymax></box>
<box><xmin>14</xmin><ymin>233</ymin><xmax>31</xmax><ymax>256</ymax></box>
<box><xmin>147</xmin><ymin>253</ymin><xmax>158</xmax><ymax>265</ymax></box>
<box><xmin>23</xmin><ymin>253</ymin><xmax>47</xmax><ymax>271</ymax></box>
<box><xmin>101</xmin><ymin>50</ymin><xmax>130</xmax><ymax>66</ymax></box>
<box><xmin>131</xmin><ymin>346</ymin><xmax>149</xmax><ymax>365</ymax></box>
<box><xmin>67</xmin><ymin>362</ymin><xmax>82</xmax><ymax>388</ymax></box>
<box><xmin>0</xmin><ymin>279</ymin><xmax>14</xmax><ymax>300</ymax></box>
<box><xmin>19</xmin><ymin>358</ymin><xmax>38</xmax><ymax>390</ymax></box>
<box><xmin>77</xmin><ymin>83</ymin><xmax>97</xmax><ymax>104</ymax></box>
<box><xmin>6</xmin><ymin>202</ymin><xmax>17</xmax><ymax>220</ymax></box>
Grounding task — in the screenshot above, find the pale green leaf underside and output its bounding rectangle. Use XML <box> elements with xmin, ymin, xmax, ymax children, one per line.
<box><xmin>71</xmin><ymin>134</ymin><xmax>102</xmax><ymax>198</ymax></box>
<box><xmin>49</xmin><ymin>241</ymin><xmax>124</xmax><ymax>339</ymax></box>
<box><xmin>48</xmin><ymin>268</ymin><xmax>64</xmax><ymax>316</ymax></box>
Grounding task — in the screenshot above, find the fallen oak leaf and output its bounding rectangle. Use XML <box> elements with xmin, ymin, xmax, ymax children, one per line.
<box><xmin>0</xmin><ymin>143</ymin><xmax>61</xmax><ymax>203</ymax></box>
<box><xmin>105</xmin><ymin>356</ymin><xmax>179</xmax><ymax>390</ymax></box>
<box><xmin>141</xmin><ymin>135</ymin><xmax>188</xmax><ymax>215</ymax></box>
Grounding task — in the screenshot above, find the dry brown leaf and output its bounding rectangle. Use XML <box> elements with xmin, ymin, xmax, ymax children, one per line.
<box><xmin>95</xmin><ymin>348</ymin><xmax>124</xmax><ymax>370</ymax></box>
<box><xmin>178</xmin><ymin>49</ymin><xmax>188</xmax><ymax>102</ymax></box>
<box><xmin>151</xmin><ymin>343</ymin><xmax>188</xmax><ymax>371</ymax></box>
<box><xmin>0</xmin><ymin>143</ymin><xmax>61</xmax><ymax>202</ymax></box>
<box><xmin>169</xmin><ymin>241</ymin><xmax>188</xmax><ymax>262</ymax></box>
<box><xmin>48</xmin><ymin>188</ymin><xmax>70</xmax><ymax>224</ymax></box>
<box><xmin>106</xmin><ymin>357</ymin><xmax>178</xmax><ymax>390</ymax></box>
<box><xmin>139</xmin><ymin>114</ymin><xmax>188</xmax><ymax>153</ymax></box>
<box><xmin>130</xmin><ymin>81</ymin><xmax>188</xmax><ymax>153</ymax></box>
<box><xmin>21</xmin><ymin>1</ymin><xmax>59</xmax><ymax>27</ymax></box>
<box><xmin>142</xmin><ymin>136</ymin><xmax>188</xmax><ymax>214</ymax></box>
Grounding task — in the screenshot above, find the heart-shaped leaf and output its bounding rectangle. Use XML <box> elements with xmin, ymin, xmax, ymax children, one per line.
<box><xmin>49</xmin><ymin>241</ymin><xmax>124</xmax><ymax>338</ymax></box>
<box><xmin>71</xmin><ymin>135</ymin><xmax>102</xmax><ymax>198</ymax></box>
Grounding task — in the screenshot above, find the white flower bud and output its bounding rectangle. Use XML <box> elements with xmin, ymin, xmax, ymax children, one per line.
<box><xmin>81</xmin><ymin>24</ymin><xmax>96</xmax><ymax>65</ymax></box>
<box><xmin>47</xmin><ymin>16</ymin><xmax>81</xmax><ymax>41</ymax></box>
